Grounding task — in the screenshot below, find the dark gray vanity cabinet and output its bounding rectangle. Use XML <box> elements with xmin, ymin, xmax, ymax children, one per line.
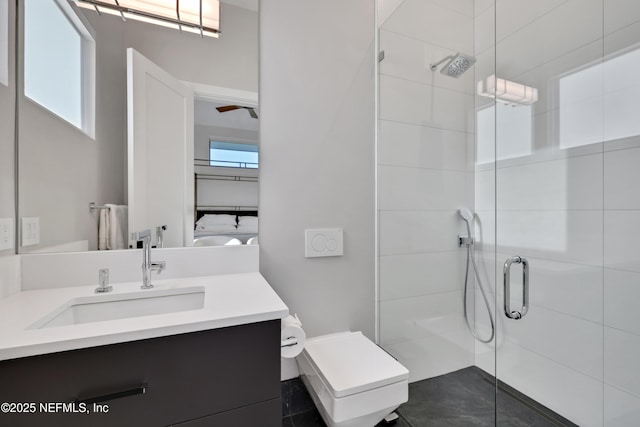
<box><xmin>0</xmin><ymin>320</ymin><xmax>281</xmax><ymax>427</ymax></box>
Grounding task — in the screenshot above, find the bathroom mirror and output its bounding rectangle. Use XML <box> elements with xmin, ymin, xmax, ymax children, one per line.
<box><xmin>16</xmin><ymin>0</ymin><xmax>258</xmax><ymax>254</ymax></box>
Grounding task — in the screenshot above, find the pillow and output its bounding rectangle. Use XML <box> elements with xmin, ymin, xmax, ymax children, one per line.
<box><xmin>195</xmin><ymin>224</ymin><xmax>237</xmax><ymax>232</ymax></box>
<box><xmin>237</xmin><ymin>225</ymin><xmax>258</xmax><ymax>233</ymax></box>
<box><xmin>238</xmin><ymin>216</ymin><xmax>258</xmax><ymax>227</ymax></box>
<box><xmin>196</xmin><ymin>214</ymin><xmax>237</xmax><ymax>227</ymax></box>
<box><xmin>237</xmin><ymin>225</ymin><xmax>258</xmax><ymax>234</ymax></box>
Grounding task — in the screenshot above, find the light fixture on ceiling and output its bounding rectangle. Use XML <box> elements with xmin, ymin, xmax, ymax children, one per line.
<box><xmin>477</xmin><ymin>74</ymin><xmax>538</xmax><ymax>106</ymax></box>
<box><xmin>72</xmin><ymin>0</ymin><xmax>220</xmax><ymax>38</ymax></box>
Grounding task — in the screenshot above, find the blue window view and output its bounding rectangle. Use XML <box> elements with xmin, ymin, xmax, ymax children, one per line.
<box><xmin>209</xmin><ymin>141</ymin><xmax>258</xmax><ymax>168</ymax></box>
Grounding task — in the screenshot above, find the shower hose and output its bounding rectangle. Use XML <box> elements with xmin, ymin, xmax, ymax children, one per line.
<box><xmin>463</xmin><ymin>237</ymin><xmax>495</xmax><ymax>344</ymax></box>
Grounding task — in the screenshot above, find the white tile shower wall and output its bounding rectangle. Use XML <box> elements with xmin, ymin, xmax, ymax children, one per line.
<box><xmin>481</xmin><ymin>210</ymin><xmax>604</xmax><ymax>266</ymax></box>
<box><xmin>380</xmin><ymin>75</ymin><xmax>474</xmax><ymax>132</ymax></box>
<box><xmin>605</xmin><ymin>328</ymin><xmax>640</xmax><ymax>399</ymax></box>
<box><xmin>494</xmin><ymin>0</ymin><xmax>603</xmax><ymax>80</ymax></box>
<box><xmin>379</xmin><ymin>251</ymin><xmax>465</xmax><ymax>300</ymax></box>
<box><xmin>604</xmin><ymin>269</ymin><xmax>640</xmax><ymax>336</ymax></box>
<box><xmin>381</xmin><ymin>0</ymin><xmax>473</xmax><ymax>54</ymax></box>
<box><xmin>604</xmin><ymin>149</ymin><xmax>640</xmax><ymax>208</ymax></box>
<box><xmin>604</xmin><ymin>385</ymin><xmax>640</xmax><ymax>426</ymax></box>
<box><xmin>378</xmin><ymin>166</ymin><xmax>472</xmax><ymax>211</ymax></box>
<box><xmin>378</xmin><ymin>120</ymin><xmax>472</xmax><ymax>172</ymax></box>
<box><xmin>380</xmin><ymin>291</ymin><xmax>474</xmax><ymax>381</ymax></box>
<box><xmin>378</xmin><ymin>0</ymin><xmax>475</xmax><ymax>383</ymax></box>
<box><xmin>476</xmin><ymin>339</ymin><xmax>604</xmax><ymax>427</ymax></box>
<box><xmin>602</xmin><ymin>140</ymin><xmax>640</xmax><ymax>423</ymax></box>
<box><xmin>378</xmin><ymin>0</ymin><xmax>404</xmax><ymax>28</ymax></box>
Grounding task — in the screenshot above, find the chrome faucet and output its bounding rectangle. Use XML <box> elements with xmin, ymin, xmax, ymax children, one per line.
<box><xmin>132</xmin><ymin>229</ymin><xmax>166</xmax><ymax>289</ymax></box>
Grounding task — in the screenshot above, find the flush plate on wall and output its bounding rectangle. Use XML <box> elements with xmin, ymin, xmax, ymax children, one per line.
<box><xmin>305</xmin><ymin>228</ymin><xmax>343</xmax><ymax>258</ymax></box>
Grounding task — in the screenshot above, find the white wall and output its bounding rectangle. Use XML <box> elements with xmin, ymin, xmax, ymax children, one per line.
<box><xmin>472</xmin><ymin>1</ymin><xmax>640</xmax><ymax>425</ymax></box>
<box><xmin>259</xmin><ymin>0</ymin><xmax>376</xmax><ymax>340</ymax></box>
<box><xmin>196</xmin><ymin>171</ymin><xmax>258</xmax><ymax>208</ymax></box>
<box><xmin>0</xmin><ymin>0</ymin><xmax>20</xmax><ymax>298</ymax></box>
<box><xmin>377</xmin><ymin>0</ymin><xmax>476</xmax><ymax>382</ymax></box>
<box><xmin>194</xmin><ymin>125</ymin><xmax>258</xmax><ymax>160</ymax></box>
<box><xmin>18</xmin><ymin>3</ymin><xmax>257</xmax><ymax>252</ymax></box>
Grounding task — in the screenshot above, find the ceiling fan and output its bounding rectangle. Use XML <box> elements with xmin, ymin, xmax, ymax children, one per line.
<box><xmin>216</xmin><ymin>105</ymin><xmax>258</xmax><ymax>119</ymax></box>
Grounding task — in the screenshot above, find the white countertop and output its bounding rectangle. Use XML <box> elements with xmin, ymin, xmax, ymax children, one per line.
<box><xmin>0</xmin><ymin>272</ymin><xmax>289</xmax><ymax>361</ymax></box>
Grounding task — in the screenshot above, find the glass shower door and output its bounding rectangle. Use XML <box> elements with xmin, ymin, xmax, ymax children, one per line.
<box><xmin>377</xmin><ymin>0</ymin><xmax>498</xmax><ymax>424</ymax></box>
<box><xmin>492</xmin><ymin>0</ymin><xmax>640</xmax><ymax>425</ymax></box>
<box><xmin>491</xmin><ymin>0</ymin><xmax>606</xmax><ymax>423</ymax></box>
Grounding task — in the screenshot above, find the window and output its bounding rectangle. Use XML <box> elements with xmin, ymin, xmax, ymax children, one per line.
<box><xmin>558</xmin><ymin>45</ymin><xmax>640</xmax><ymax>149</ymax></box>
<box><xmin>24</xmin><ymin>0</ymin><xmax>95</xmax><ymax>136</ymax></box>
<box><xmin>557</xmin><ymin>60</ymin><xmax>603</xmax><ymax>149</ymax></box>
<box><xmin>476</xmin><ymin>103</ymin><xmax>533</xmax><ymax>164</ymax></box>
<box><xmin>209</xmin><ymin>141</ymin><xmax>258</xmax><ymax>169</ymax></box>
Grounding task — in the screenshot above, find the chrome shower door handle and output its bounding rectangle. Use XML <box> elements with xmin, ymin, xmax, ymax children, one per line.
<box><xmin>503</xmin><ymin>256</ymin><xmax>529</xmax><ymax>320</ymax></box>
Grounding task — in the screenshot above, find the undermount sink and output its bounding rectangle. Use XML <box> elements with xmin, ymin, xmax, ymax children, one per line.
<box><xmin>30</xmin><ymin>286</ymin><xmax>206</xmax><ymax>329</ymax></box>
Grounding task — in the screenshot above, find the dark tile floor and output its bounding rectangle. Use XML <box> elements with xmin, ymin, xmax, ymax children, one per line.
<box><xmin>282</xmin><ymin>367</ymin><xmax>578</xmax><ymax>427</ymax></box>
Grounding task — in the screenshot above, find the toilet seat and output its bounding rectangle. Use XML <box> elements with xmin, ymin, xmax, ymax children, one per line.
<box><xmin>296</xmin><ymin>331</ymin><xmax>409</xmax><ymax>427</ymax></box>
<box><xmin>304</xmin><ymin>331</ymin><xmax>408</xmax><ymax>397</ymax></box>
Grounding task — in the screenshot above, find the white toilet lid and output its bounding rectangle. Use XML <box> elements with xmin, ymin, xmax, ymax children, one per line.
<box><xmin>302</xmin><ymin>331</ymin><xmax>409</xmax><ymax>398</ymax></box>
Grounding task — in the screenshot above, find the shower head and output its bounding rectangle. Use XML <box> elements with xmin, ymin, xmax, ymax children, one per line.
<box><xmin>430</xmin><ymin>53</ymin><xmax>476</xmax><ymax>78</ymax></box>
<box><xmin>458</xmin><ymin>207</ymin><xmax>474</xmax><ymax>224</ymax></box>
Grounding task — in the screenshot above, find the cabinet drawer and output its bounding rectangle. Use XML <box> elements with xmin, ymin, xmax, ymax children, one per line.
<box><xmin>0</xmin><ymin>320</ymin><xmax>281</xmax><ymax>426</ymax></box>
<box><xmin>173</xmin><ymin>398</ymin><xmax>281</xmax><ymax>427</ymax></box>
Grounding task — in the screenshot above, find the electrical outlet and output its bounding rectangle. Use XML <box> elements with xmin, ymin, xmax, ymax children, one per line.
<box><xmin>0</xmin><ymin>218</ymin><xmax>13</xmax><ymax>251</ymax></box>
<box><xmin>21</xmin><ymin>217</ymin><xmax>40</xmax><ymax>247</ymax></box>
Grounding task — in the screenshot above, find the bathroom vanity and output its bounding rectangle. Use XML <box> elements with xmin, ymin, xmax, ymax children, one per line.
<box><xmin>0</xmin><ymin>272</ymin><xmax>288</xmax><ymax>427</ymax></box>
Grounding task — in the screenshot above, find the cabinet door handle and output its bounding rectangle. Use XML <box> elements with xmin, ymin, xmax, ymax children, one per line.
<box><xmin>76</xmin><ymin>384</ymin><xmax>147</xmax><ymax>405</ymax></box>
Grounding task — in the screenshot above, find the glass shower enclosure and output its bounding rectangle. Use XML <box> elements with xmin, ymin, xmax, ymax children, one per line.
<box><xmin>377</xmin><ymin>1</ymin><xmax>640</xmax><ymax>425</ymax></box>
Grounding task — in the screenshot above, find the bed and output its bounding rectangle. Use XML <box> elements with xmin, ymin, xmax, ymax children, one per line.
<box><xmin>194</xmin><ymin>209</ymin><xmax>258</xmax><ymax>244</ymax></box>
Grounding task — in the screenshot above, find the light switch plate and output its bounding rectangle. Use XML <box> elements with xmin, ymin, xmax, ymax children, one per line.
<box><xmin>21</xmin><ymin>217</ymin><xmax>40</xmax><ymax>247</ymax></box>
<box><xmin>305</xmin><ymin>228</ymin><xmax>343</xmax><ymax>258</ymax></box>
<box><xmin>0</xmin><ymin>218</ymin><xmax>13</xmax><ymax>251</ymax></box>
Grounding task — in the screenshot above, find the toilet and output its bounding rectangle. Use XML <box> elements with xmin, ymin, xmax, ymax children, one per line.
<box><xmin>296</xmin><ymin>331</ymin><xmax>409</xmax><ymax>427</ymax></box>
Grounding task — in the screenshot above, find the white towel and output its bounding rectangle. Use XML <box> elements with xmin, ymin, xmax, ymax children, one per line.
<box><xmin>98</xmin><ymin>204</ymin><xmax>128</xmax><ymax>250</ymax></box>
<box><xmin>98</xmin><ymin>209</ymin><xmax>109</xmax><ymax>250</ymax></box>
<box><xmin>106</xmin><ymin>204</ymin><xmax>128</xmax><ymax>250</ymax></box>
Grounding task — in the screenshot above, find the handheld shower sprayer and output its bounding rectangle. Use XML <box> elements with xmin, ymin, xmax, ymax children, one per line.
<box><xmin>458</xmin><ymin>207</ymin><xmax>474</xmax><ymax>224</ymax></box>
<box><xmin>458</xmin><ymin>207</ymin><xmax>474</xmax><ymax>239</ymax></box>
<box><xmin>458</xmin><ymin>207</ymin><xmax>495</xmax><ymax>343</ymax></box>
